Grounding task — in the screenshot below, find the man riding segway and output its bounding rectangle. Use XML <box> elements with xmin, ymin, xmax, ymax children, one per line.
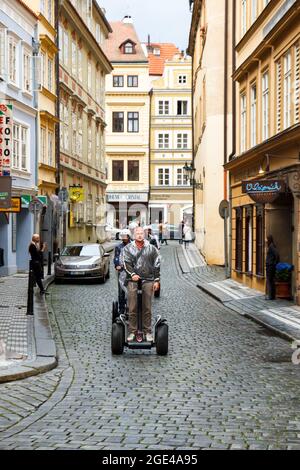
<box><xmin>123</xmin><ymin>226</ymin><xmax>160</xmax><ymax>343</ymax></box>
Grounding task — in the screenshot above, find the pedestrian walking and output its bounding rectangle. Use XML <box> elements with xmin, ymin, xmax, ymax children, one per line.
<box><xmin>266</xmin><ymin>235</ymin><xmax>280</xmax><ymax>300</ymax></box>
<box><xmin>29</xmin><ymin>234</ymin><xmax>47</xmax><ymax>295</ymax></box>
<box><xmin>179</xmin><ymin>220</ymin><xmax>185</xmax><ymax>244</ymax></box>
<box><xmin>183</xmin><ymin>222</ymin><xmax>192</xmax><ymax>248</ymax></box>
<box><xmin>162</xmin><ymin>221</ymin><xmax>168</xmax><ymax>245</ymax></box>
<box><xmin>158</xmin><ymin>221</ymin><xmax>163</xmax><ymax>245</ymax></box>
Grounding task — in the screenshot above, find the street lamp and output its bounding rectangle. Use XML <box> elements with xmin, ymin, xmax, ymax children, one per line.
<box><xmin>183</xmin><ymin>162</ymin><xmax>203</xmax><ymax>190</ymax></box>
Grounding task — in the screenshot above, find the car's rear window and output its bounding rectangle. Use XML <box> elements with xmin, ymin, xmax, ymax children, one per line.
<box><xmin>61</xmin><ymin>246</ymin><xmax>100</xmax><ymax>257</ymax></box>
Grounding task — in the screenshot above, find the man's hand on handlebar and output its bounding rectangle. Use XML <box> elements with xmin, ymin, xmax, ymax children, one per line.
<box><xmin>153</xmin><ymin>282</ymin><xmax>160</xmax><ymax>292</ymax></box>
<box><xmin>132</xmin><ymin>274</ymin><xmax>140</xmax><ymax>282</ymax></box>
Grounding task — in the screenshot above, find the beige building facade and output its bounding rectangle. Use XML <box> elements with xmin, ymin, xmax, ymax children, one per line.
<box><xmin>225</xmin><ymin>0</ymin><xmax>300</xmax><ymax>302</ymax></box>
<box><xmin>148</xmin><ymin>47</ymin><xmax>193</xmax><ymax>227</ymax></box>
<box><xmin>58</xmin><ymin>0</ymin><xmax>112</xmax><ymax>246</ymax></box>
<box><xmin>188</xmin><ymin>0</ymin><xmax>233</xmax><ymax>265</ymax></box>
<box><xmin>103</xmin><ymin>17</ymin><xmax>151</xmax><ymax>228</ymax></box>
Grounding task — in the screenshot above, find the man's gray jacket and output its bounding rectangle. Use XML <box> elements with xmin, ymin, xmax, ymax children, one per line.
<box><xmin>123</xmin><ymin>240</ymin><xmax>160</xmax><ymax>282</ymax></box>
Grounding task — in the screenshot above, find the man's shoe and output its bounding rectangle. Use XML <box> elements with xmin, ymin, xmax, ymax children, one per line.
<box><xmin>127</xmin><ymin>333</ymin><xmax>135</xmax><ymax>342</ymax></box>
<box><xmin>146</xmin><ymin>333</ymin><xmax>153</xmax><ymax>342</ymax></box>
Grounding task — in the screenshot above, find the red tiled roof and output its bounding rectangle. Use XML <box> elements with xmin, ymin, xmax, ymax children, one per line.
<box><xmin>103</xmin><ymin>21</ymin><xmax>147</xmax><ymax>63</ymax></box>
<box><xmin>146</xmin><ymin>43</ymin><xmax>180</xmax><ymax>76</ymax></box>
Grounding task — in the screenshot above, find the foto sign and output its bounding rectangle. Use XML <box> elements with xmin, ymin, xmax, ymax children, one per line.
<box><xmin>0</xmin><ymin>104</ymin><xmax>13</xmax><ymax>176</ymax></box>
<box><xmin>0</xmin><ymin>176</ymin><xmax>12</xmax><ymax>209</ymax></box>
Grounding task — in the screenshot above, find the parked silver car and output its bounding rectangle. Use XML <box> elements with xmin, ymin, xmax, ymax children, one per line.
<box><xmin>54</xmin><ymin>244</ymin><xmax>110</xmax><ymax>283</ymax></box>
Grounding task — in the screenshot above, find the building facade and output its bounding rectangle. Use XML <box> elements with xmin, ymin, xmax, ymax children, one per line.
<box><xmin>188</xmin><ymin>0</ymin><xmax>233</xmax><ymax>265</ymax></box>
<box><xmin>0</xmin><ymin>0</ymin><xmax>38</xmax><ymax>274</ymax></box>
<box><xmin>58</xmin><ymin>0</ymin><xmax>112</xmax><ymax>246</ymax></box>
<box><xmin>225</xmin><ymin>0</ymin><xmax>300</xmax><ymax>302</ymax></box>
<box><xmin>148</xmin><ymin>45</ymin><xmax>193</xmax><ymax>226</ymax></box>
<box><xmin>103</xmin><ymin>17</ymin><xmax>151</xmax><ymax>228</ymax></box>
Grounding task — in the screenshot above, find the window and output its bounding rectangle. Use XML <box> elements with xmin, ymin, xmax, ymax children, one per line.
<box><xmin>41</xmin><ymin>127</ymin><xmax>46</xmax><ymax>163</ymax></box>
<box><xmin>251</xmin><ymin>0</ymin><xmax>257</xmax><ymax>24</ymax></box>
<box><xmin>48</xmin><ymin>58</ymin><xmax>53</xmax><ymax>91</ymax></box>
<box><xmin>78</xmin><ymin>48</ymin><xmax>83</xmax><ymax>82</ymax></box>
<box><xmin>112</xmin><ymin>161</ymin><xmax>124</xmax><ymax>181</ymax></box>
<box><xmin>63</xmin><ymin>101</ymin><xmax>69</xmax><ymax>151</ymax></box>
<box><xmin>250</xmin><ymin>84</ymin><xmax>257</xmax><ymax>147</ymax></box>
<box><xmin>88</xmin><ymin>123</ymin><xmax>92</xmax><ymax>161</ymax></box>
<box><xmin>12</xmin><ymin>123</ymin><xmax>28</xmax><ymax>171</ymax></box>
<box><xmin>48</xmin><ymin>130</ymin><xmax>53</xmax><ymax>166</ymax></box>
<box><xmin>127</xmin><ymin>75</ymin><xmax>138</xmax><ymax>87</ymax></box>
<box><xmin>158</xmin><ymin>168</ymin><xmax>170</xmax><ymax>186</ymax></box>
<box><xmin>235</xmin><ymin>207</ymin><xmax>243</xmax><ymax>272</ymax></box>
<box><xmin>178</xmin><ymin>75</ymin><xmax>187</xmax><ymax>84</ymax></box>
<box><xmin>245</xmin><ymin>207</ymin><xmax>253</xmax><ymax>274</ymax></box>
<box><xmin>177</xmin><ymin>133</ymin><xmax>188</xmax><ymax>149</ymax></box>
<box><xmin>72</xmin><ymin>40</ymin><xmax>77</xmax><ymax>77</ymax></box>
<box><xmin>112</xmin><ymin>112</ymin><xmax>124</xmax><ymax>132</ymax></box>
<box><xmin>153</xmin><ymin>48</ymin><xmax>160</xmax><ymax>56</ymax></box>
<box><xmin>158</xmin><ymin>133</ymin><xmax>169</xmax><ymax>149</ymax></box>
<box><xmin>256</xmin><ymin>206</ymin><xmax>264</xmax><ymax>276</ymax></box>
<box><xmin>177</xmin><ymin>168</ymin><xmax>189</xmax><ymax>186</ymax></box>
<box><xmin>283</xmin><ymin>51</ymin><xmax>292</xmax><ymax>129</ymax></box>
<box><xmin>241</xmin><ymin>0</ymin><xmax>247</xmax><ymax>36</ymax></box>
<box><xmin>23</xmin><ymin>51</ymin><xmax>32</xmax><ymax>92</ymax></box>
<box><xmin>72</xmin><ymin>110</ymin><xmax>77</xmax><ymax>155</ymax></box>
<box><xmin>113</xmin><ymin>75</ymin><xmax>124</xmax><ymax>87</ymax></box>
<box><xmin>158</xmin><ymin>100</ymin><xmax>169</xmax><ymax>115</ymax></box>
<box><xmin>240</xmin><ymin>94</ymin><xmax>247</xmax><ymax>152</ymax></box>
<box><xmin>8</xmin><ymin>36</ymin><xmax>17</xmax><ymax>84</ymax></box>
<box><xmin>88</xmin><ymin>59</ymin><xmax>92</xmax><ymax>92</ymax></box>
<box><xmin>78</xmin><ymin>115</ymin><xmax>83</xmax><ymax>157</ymax></box>
<box><xmin>262</xmin><ymin>72</ymin><xmax>269</xmax><ymax>140</ymax></box>
<box><xmin>128</xmin><ymin>112</ymin><xmax>139</xmax><ymax>132</ymax></box>
<box><xmin>63</xmin><ymin>28</ymin><xmax>69</xmax><ymax>66</ymax></box>
<box><xmin>177</xmin><ymin>100</ymin><xmax>188</xmax><ymax>115</ymax></box>
<box><xmin>0</xmin><ymin>28</ymin><xmax>6</xmax><ymax>78</ymax></box>
<box><xmin>96</xmin><ymin>125</ymin><xmax>101</xmax><ymax>169</ymax></box>
<box><xmin>128</xmin><ymin>161</ymin><xmax>139</xmax><ymax>181</ymax></box>
<box><xmin>124</xmin><ymin>42</ymin><xmax>134</xmax><ymax>54</ymax></box>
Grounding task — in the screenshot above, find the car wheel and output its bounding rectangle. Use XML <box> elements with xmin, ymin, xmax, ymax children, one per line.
<box><xmin>106</xmin><ymin>267</ymin><xmax>110</xmax><ymax>279</ymax></box>
<box><xmin>111</xmin><ymin>323</ymin><xmax>124</xmax><ymax>355</ymax></box>
<box><xmin>156</xmin><ymin>323</ymin><xmax>168</xmax><ymax>356</ymax></box>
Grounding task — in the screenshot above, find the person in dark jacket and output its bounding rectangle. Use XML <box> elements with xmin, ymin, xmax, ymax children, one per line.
<box><xmin>29</xmin><ymin>234</ymin><xmax>46</xmax><ymax>294</ymax></box>
<box><xmin>114</xmin><ymin>229</ymin><xmax>131</xmax><ymax>314</ymax></box>
<box><xmin>266</xmin><ymin>235</ymin><xmax>280</xmax><ymax>300</ymax></box>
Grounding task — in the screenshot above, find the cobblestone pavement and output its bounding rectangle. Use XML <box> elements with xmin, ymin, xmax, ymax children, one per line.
<box><xmin>1</xmin><ymin>243</ymin><xmax>300</xmax><ymax>449</ymax></box>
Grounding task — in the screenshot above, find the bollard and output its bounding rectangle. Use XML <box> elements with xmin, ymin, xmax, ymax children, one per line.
<box><xmin>27</xmin><ymin>261</ymin><xmax>34</xmax><ymax>316</ymax></box>
<box><xmin>47</xmin><ymin>251</ymin><xmax>52</xmax><ymax>276</ymax></box>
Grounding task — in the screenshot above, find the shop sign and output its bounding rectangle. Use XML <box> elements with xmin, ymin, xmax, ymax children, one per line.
<box><xmin>0</xmin><ymin>197</ymin><xmax>21</xmax><ymax>213</ymax></box>
<box><xmin>0</xmin><ymin>104</ymin><xmax>13</xmax><ymax>176</ymax></box>
<box><xmin>69</xmin><ymin>186</ymin><xmax>84</xmax><ymax>203</ymax></box>
<box><xmin>107</xmin><ymin>193</ymin><xmax>148</xmax><ymax>203</ymax></box>
<box><xmin>0</xmin><ymin>175</ymin><xmax>12</xmax><ymax>209</ymax></box>
<box><xmin>21</xmin><ymin>195</ymin><xmax>48</xmax><ymax>208</ymax></box>
<box><xmin>242</xmin><ymin>180</ymin><xmax>286</xmax><ymax>203</ymax></box>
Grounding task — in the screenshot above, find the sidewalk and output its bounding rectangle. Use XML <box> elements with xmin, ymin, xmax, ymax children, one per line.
<box><xmin>176</xmin><ymin>243</ymin><xmax>300</xmax><ymax>342</ymax></box>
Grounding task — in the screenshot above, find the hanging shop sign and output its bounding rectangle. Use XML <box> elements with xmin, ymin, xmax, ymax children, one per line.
<box><xmin>0</xmin><ymin>197</ymin><xmax>21</xmax><ymax>213</ymax></box>
<box><xmin>242</xmin><ymin>180</ymin><xmax>286</xmax><ymax>203</ymax></box>
<box><xmin>0</xmin><ymin>175</ymin><xmax>12</xmax><ymax>209</ymax></box>
<box><xmin>69</xmin><ymin>186</ymin><xmax>84</xmax><ymax>203</ymax></box>
<box><xmin>0</xmin><ymin>104</ymin><xmax>13</xmax><ymax>176</ymax></box>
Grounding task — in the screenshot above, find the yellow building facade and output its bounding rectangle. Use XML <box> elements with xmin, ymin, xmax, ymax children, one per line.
<box><xmin>58</xmin><ymin>0</ymin><xmax>112</xmax><ymax>246</ymax></box>
<box><xmin>149</xmin><ymin>51</ymin><xmax>193</xmax><ymax>226</ymax></box>
<box><xmin>224</xmin><ymin>0</ymin><xmax>300</xmax><ymax>301</ymax></box>
<box><xmin>103</xmin><ymin>17</ymin><xmax>150</xmax><ymax>227</ymax></box>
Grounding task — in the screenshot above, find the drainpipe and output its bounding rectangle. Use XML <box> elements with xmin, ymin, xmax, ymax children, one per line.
<box><xmin>191</xmin><ymin>53</ymin><xmax>195</xmax><ymax>234</ymax></box>
<box><xmin>223</xmin><ymin>0</ymin><xmax>229</xmax><ymax>275</ymax></box>
<box><xmin>227</xmin><ymin>0</ymin><xmax>237</xmax><ymax>278</ymax></box>
<box><xmin>148</xmin><ymin>88</ymin><xmax>153</xmax><ymax>223</ymax></box>
<box><xmin>55</xmin><ymin>0</ymin><xmax>60</xmax><ymax>188</ymax></box>
<box><xmin>32</xmin><ymin>24</ymin><xmax>40</xmax><ymax>233</ymax></box>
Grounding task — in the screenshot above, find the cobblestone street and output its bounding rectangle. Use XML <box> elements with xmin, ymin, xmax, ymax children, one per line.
<box><xmin>1</xmin><ymin>244</ymin><xmax>300</xmax><ymax>450</ymax></box>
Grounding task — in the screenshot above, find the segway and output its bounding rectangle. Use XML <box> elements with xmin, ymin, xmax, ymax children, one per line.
<box><xmin>111</xmin><ymin>279</ymin><xmax>168</xmax><ymax>355</ymax></box>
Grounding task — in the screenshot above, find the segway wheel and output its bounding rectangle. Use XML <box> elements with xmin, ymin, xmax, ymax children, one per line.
<box><xmin>112</xmin><ymin>301</ymin><xmax>119</xmax><ymax>323</ymax></box>
<box><xmin>111</xmin><ymin>323</ymin><xmax>124</xmax><ymax>355</ymax></box>
<box><xmin>156</xmin><ymin>323</ymin><xmax>168</xmax><ymax>356</ymax></box>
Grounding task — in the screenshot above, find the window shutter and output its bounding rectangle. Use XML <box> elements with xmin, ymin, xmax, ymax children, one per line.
<box><xmin>276</xmin><ymin>60</ymin><xmax>282</xmax><ymax>132</ymax></box>
<box><xmin>295</xmin><ymin>41</ymin><xmax>300</xmax><ymax>124</ymax></box>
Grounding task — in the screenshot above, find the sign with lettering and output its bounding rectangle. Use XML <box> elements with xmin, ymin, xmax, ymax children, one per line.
<box><xmin>0</xmin><ymin>197</ymin><xmax>21</xmax><ymax>213</ymax></box>
<box><xmin>242</xmin><ymin>180</ymin><xmax>286</xmax><ymax>203</ymax></box>
<box><xmin>69</xmin><ymin>186</ymin><xmax>84</xmax><ymax>203</ymax></box>
<box><xmin>0</xmin><ymin>104</ymin><xmax>13</xmax><ymax>176</ymax></box>
<box><xmin>0</xmin><ymin>176</ymin><xmax>12</xmax><ymax>209</ymax></box>
<box><xmin>107</xmin><ymin>193</ymin><xmax>148</xmax><ymax>203</ymax></box>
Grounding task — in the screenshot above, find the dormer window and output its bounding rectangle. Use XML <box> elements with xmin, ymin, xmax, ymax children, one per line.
<box><xmin>153</xmin><ymin>48</ymin><xmax>160</xmax><ymax>56</ymax></box>
<box><xmin>120</xmin><ymin>39</ymin><xmax>136</xmax><ymax>55</ymax></box>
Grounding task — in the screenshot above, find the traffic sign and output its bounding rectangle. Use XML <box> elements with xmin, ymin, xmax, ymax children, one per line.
<box><xmin>219</xmin><ymin>200</ymin><xmax>229</xmax><ymax>219</ymax></box>
<box><xmin>28</xmin><ymin>198</ymin><xmax>43</xmax><ymax>214</ymax></box>
<box><xmin>58</xmin><ymin>187</ymin><xmax>69</xmax><ymax>202</ymax></box>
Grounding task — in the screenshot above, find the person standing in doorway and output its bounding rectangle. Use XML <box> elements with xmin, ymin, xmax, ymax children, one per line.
<box><xmin>266</xmin><ymin>235</ymin><xmax>280</xmax><ymax>300</ymax></box>
<box><xmin>29</xmin><ymin>234</ymin><xmax>47</xmax><ymax>294</ymax></box>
